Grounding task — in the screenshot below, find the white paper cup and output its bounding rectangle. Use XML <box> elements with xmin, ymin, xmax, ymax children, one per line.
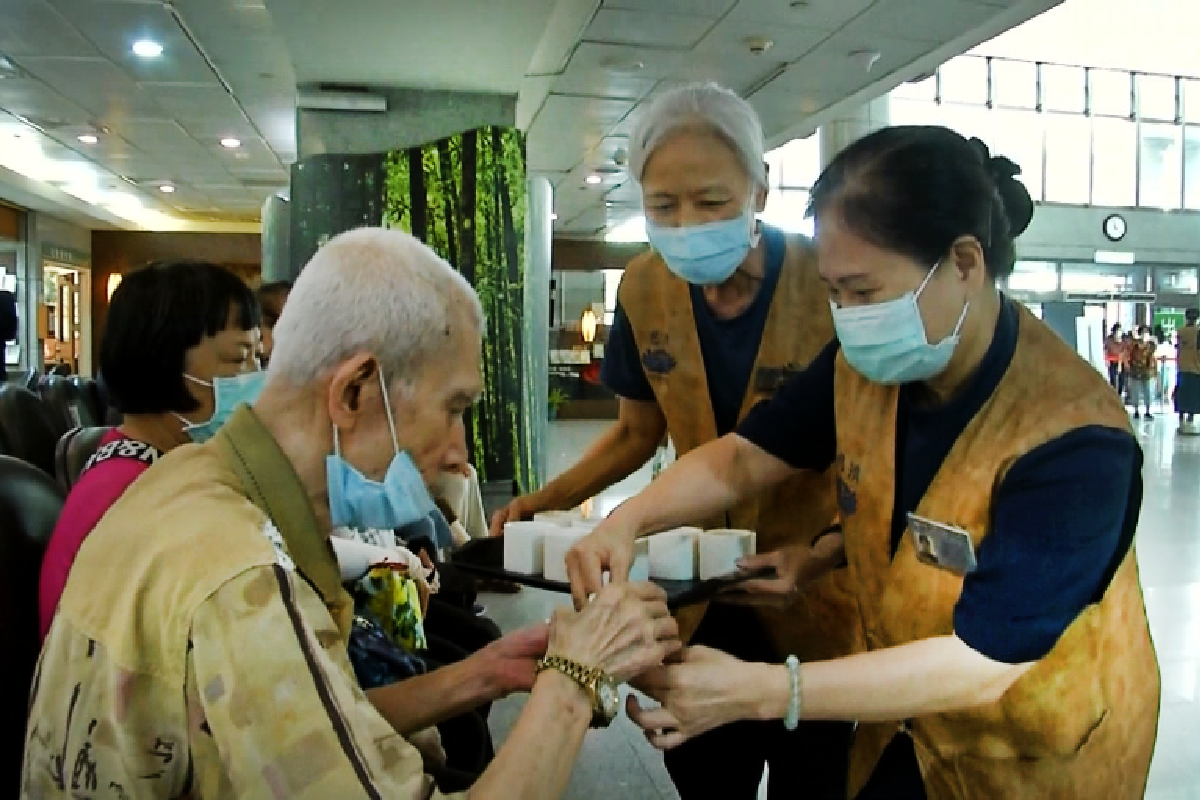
<box><xmin>503</xmin><ymin>521</ymin><xmax>552</xmax><ymax>575</ymax></box>
<box><xmin>698</xmin><ymin>529</ymin><xmax>756</xmax><ymax>580</ymax></box>
<box><xmin>648</xmin><ymin>528</ymin><xmax>701</xmax><ymax>580</ymax></box>
<box><xmin>543</xmin><ymin>528</ymin><xmax>588</xmax><ymax>583</ymax></box>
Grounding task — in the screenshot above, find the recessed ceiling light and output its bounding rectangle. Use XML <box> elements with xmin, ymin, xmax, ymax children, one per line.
<box><xmin>159</xmin><ymin>184</ymin><xmax>176</xmax><ymax>193</ymax></box>
<box><xmin>585</xmin><ymin>174</ymin><xmax>602</xmax><ymax>185</ymax></box>
<box><xmin>132</xmin><ymin>39</ymin><xmax>164</xmax><ymax>58</ymax></box>
<box><xmin>77</xmin><ymin>133</ymin><xmax>98</xmax><ymax>144</ymax></box>
<box><xmin>220</xmin><ymin>137</ymin><xmax>242</xmax><ymax>149</ymax></box>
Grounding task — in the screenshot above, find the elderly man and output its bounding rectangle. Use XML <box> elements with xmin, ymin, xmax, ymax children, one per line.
<box><xmin>23</xmin><ymin>228</ymin><xmax>679</xmax><ymax>799</ymax></box>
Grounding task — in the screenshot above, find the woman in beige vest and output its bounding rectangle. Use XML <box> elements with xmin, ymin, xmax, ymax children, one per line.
<box><xmin>568</xmin><ymin>126</ymin><xmax>1159</xmax><ymax>799</ymax></box>
<box><xmin>493</xmin><ymin>83</ymin><xmax>855</xmax><ymax>798</ymax></box>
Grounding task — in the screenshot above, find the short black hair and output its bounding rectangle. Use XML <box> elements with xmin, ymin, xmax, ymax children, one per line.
<box><xmin>808</xmin><ymin>125</ymin><xmax>1035</xmax><ymax>281</ymax></box>
<box><xmin>100</xmin><ymin>260</ymin><xmax>259</xmax><ymax>415</ymax></box>
<box><xmin>256</xmin><ymin>281</ymin><xmax>292</xmax><ymax>328</ymax></box>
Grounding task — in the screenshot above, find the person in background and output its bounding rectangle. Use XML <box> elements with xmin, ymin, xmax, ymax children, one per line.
<box><xmin>0</xmin><ymin>288</ymin><xmax>17</xmax><ymax>382</ymax></box>
<box><xmin>38</xmin><ymin>260</ymin><xmax>260</xmax><ymax>639</ymax></box>
<box><xmin>438</xmin><ymin>420</ymin><xmax>489</xmax><ymax>543</ymax></box>
<box><xmin>498</xmin><ymin>82</ymin><xmax>857</xmax><ymax>798</ymax></box>
<box><xmin>1127</xmin><ymin>325</ymin><xmax>1157</xmax><ymax>420</ymax></box>
<box><xmin>256</xmin><ymin>280</ymin><xmax>292</xmax><ymax>368</ymax></box>
<box><xmin>1155</xmin><ymin>324</ymin><xmax>1175</xmax><ymax>409</ymax></box>
<box><xmin>572</xmin><ymin>126</ymin><xmax>1158</xmax><ymax>799</ymax></box>
<box><xmin>1104</xmin><ymin>322</ymin><xmax>1123</xmax><ymax>392</ymax></box>
<box><xmin>1176</xmin><ymin>308</ymin><xmax>1200</xmax><ymax>434</ymax></box>
<box><xmin>24</xmin><ymin>228</ymin><xmax>680</xmax><ymax>800</ymax></box>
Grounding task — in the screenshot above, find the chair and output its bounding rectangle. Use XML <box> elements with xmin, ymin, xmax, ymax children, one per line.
<box><xmin>40</xmin><ymin>375</ymin><xmax>100</xmax><ymax>434</ymax></box>
<box><xmin>55</xmin><ymin>426</ymin><xmax>113</xmax><ymax>491</ymax></box>
<box><xmin>70</xmin><ymin>376</ymin><xmax>105</xmax><ymax>428</ymax></box>
<box><xmin>0</xmin><ymin>455</ymin><xmax>64</xmax><ymax>788</ymax></box>
<box><xmin>0</xmin><ymin>384</ymin><xmax>61</xmax><ymax>477</ymax></box>
<box><xmin>21</xmin><ymin>369</ymin><xmax>40</xmax><ymax>391</ymax></box>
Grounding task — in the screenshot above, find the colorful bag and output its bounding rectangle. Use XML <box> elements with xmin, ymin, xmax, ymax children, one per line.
<box><xmin>347</xmin><ymin>614</ymin><xmax>426</xmax><ymax>690</ymax></box>
<box><xmin>352</xmin><ymin>562</ymin><xmax>428</xmax><ymax>652</ymax></box>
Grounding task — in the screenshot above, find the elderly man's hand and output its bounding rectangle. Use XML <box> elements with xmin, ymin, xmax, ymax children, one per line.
<box><xmin>475</xmin><ymin>624</ymin><xmax>551</xmax><ymax>699</ymax></box>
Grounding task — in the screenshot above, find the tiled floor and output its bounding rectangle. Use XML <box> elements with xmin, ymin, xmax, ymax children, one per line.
<box><xmin>483</xmin><ymin>418</ymin><xmax>1198</xmax><ymax>799</ymax></box>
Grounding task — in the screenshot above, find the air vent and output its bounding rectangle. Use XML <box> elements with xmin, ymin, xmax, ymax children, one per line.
<box><xmin>593</xmin><ymin>165</ymin><xmax>622</xmax><ymax>176</ymax></box>
<box><xmin>240</xmin><ymin>178</ymin><xmax>287</xmax><ymax>189</ymax></box>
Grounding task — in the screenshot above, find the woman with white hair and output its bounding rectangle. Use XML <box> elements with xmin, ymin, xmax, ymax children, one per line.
<box><xmin>493</xmin><ymin>82</ymin><xmax>857</xmax><ymax>797</ymax></box>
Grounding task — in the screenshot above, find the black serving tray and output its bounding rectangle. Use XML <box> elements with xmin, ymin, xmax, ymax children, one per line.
<box><xmin>449</xmin><ymin>536</ymin><xmax>774</xmax><ymax>611</ymax></box>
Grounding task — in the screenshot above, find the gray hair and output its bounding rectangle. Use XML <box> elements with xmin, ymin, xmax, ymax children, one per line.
<box><xmin>628</xmin><ymin>82</ymin><xmax>767</xmax><ymax>188</ymax></box>
<box><xmin>268</xmin><ymin>227</ymin><xmax>484</xmax><ymax>390</ymax></box>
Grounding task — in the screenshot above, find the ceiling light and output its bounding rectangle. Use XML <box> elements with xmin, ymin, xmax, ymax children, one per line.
<box><xmin>132</xmin><ymin>39</ymin><xmax>163</xmax><ymax>58</ymax></box>
<box><xmin>585</xmin><ymin>174</ymin><xmax>602</xmax><ymax>185</ymax></box>
<box><xmin>551</xmin><ymin>213</ymin><xmax>558</xmax><ymax>220</ymax></box>
<box><xmin>220</xmin><ymin>137</ymin><xmax>242</xmax><ymax>149</ymax></box>
<box><xmin>159</xmin><ymin>184</ymin><xmax>176</xmax><ymax>193</ymax></box>
<box><xmin>76</xmin><ymin>134</ymin><xmax>98</xmax><ymax>144</ymax></box>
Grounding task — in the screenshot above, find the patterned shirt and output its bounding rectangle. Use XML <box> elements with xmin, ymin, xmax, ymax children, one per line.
<box><xmin>22</xmin><ymin>407</ymin><xmax>461</xmax><ymax>799</ymax></box>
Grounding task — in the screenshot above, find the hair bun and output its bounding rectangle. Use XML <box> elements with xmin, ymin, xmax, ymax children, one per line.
<box><xmin>968</xmin><ymin>137</ymin><xmax>1034</xmax><ymax>237</ymax></box>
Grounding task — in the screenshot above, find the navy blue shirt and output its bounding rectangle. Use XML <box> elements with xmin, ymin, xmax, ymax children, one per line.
<box><xmin>601</xmin><ymin>225</ymin><xmax>787</xmax><ymax>436</ymax></box>
<box><xmin>738</xmin><ymin>298</ymin><xmax>1141</xmax><ymax>664</ymax></box>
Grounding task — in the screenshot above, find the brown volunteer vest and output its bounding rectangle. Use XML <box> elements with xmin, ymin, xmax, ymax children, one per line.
<box><xmin>834</xmin><ymin>304</ymin><xmax>1159</xmax><ymax>800</ymax></box>
<box><xmin>619</xmin><ymin>237</ymin><xmax>861</xmax><ymax>662</ymax></box>
<box><xmin>1178</xmin><ymin>325</ymin><xmax>1200</xmax><ymax>374</ymax></box>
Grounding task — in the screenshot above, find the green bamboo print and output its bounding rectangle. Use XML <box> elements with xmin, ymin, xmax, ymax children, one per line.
<box><xmin>384</xmin><ymin>127</ymin><xmax>533</xmax><ymax>492</ymax></box>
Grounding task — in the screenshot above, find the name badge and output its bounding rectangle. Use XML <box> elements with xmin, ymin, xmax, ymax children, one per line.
<box><xmin>907</xmin><ymin>513</ymin><xmax>977</xmax><ymax>575</ymax></box>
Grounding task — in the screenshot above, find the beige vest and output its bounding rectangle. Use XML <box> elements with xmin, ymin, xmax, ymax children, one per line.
<box><xmin>834</xmin><ymin>305</ymin><xmax>1159</xmax><ymax>799</ymax></box>
<box><xmin>619</xmin><ymin>238</ymin><xmax>862</xmax><ymax>661</ymax></box>
<box><xmin>1178</xmin><ymin>325</ymin><xmax>1200</xmax><ymax>374</ymax></box>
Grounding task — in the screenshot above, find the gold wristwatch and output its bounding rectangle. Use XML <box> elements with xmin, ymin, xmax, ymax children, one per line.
<box><xmin>535</xmin><ymin>654</ymin><xmax>620</xmax><ymax>728</ymax></box>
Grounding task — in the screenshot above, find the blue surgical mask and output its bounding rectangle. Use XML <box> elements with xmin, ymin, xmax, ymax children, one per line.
<box><xmin>326</xmin><ymin>368</ymin><xmax>435</xmax><ymax>531</ymax></box>
<box><xmin>646</xmin><ymin>204</ymin><xmax>760</xmax><ymax>285</ymax></box>
<box><xmin>832</xmin><ymin>261</ymin><xmax>970</xmax><ymax>385</ymax></box>
<box><xmin>177</xmin><ymin>371</ymin><xmax>267</xmax><ymax>443</ymax></box>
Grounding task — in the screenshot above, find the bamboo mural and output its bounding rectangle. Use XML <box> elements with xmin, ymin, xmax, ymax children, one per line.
<box><xmin>385</xmin><ymin>127</ymin><xmax>532</xmax><ymax>491</ymax></box>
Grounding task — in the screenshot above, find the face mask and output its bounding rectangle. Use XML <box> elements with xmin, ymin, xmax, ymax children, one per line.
<box><xmin>832</xmin><ymin>261</ymin><xmax>970</xmax><ymax>385</ymax></box>
<box><xmin>326</xmin><ymin>368</ymin><xmax>435</xmax><ymax>531</ymax></box>
<box><xmin>645</xmin><ymin>203</ymin><xmax>760</xmax><ymax>285</ymax></box>
<box><xmin>176</xmin><ymin>371</ymin><xmax>267</xmax><ymax>443</ymax></box>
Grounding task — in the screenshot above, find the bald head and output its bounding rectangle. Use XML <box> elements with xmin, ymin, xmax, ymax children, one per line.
<box><xmin>268</xmin><ymin>227</ymin><xmax>484</xmax><ymax>390</ymax></box>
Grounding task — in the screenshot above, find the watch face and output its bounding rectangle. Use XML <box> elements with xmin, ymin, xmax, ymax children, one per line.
<box><xmin>1104</xmin><ymin>214</ymin><xmax>1127</xmax><ymax>242</ymax></box>
<box><xmin>597</xmin><ymin>677</ymin><xmax>620</xmax><ymax>718</ymax></box>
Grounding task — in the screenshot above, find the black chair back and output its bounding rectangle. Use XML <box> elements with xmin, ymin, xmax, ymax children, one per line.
<box><xmin>40</xmin><ymin>375</ymin><xmax>100</xmax><ymax>434</ymax></box>
<box><xmin>69</xmin><ymin>376</ymin><xmax>105</xmax><ymax>428</ymax></box>
<box><xmin>0</xmin><ymin>455</ymin><xmax>64</xmax><ymax>788</ymax></box>
<box><xmin>0</xmin><ymin>384</ymin><xmax>60</xmax><ymax>477</ymax></box>
<box><xmin>55</xmin><ymin>426</ymin><xmax>113</xmax><ymax>491</ymax></box>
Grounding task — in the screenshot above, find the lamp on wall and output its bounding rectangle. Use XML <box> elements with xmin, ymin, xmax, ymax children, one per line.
<box><xmin>581</xmin><ymin>307</ymin><xmax>598</xmax><ymax>344</ymax></box>
<box><xmin>106</xmin><ymin>273</ymin><xmax>122</xmax><ymax>300</ymax></box>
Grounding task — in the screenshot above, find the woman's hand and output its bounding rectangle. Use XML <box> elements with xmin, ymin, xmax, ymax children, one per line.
<box><xmin>489</xmin><ymin>494</ymin><xmax>544</xmax><ymax>537</ymax></box>
<box><xmin>547</xmin><ymin>582</ymin><xmax>681</xmax><ymax>683</ymax></box>
<box><xmin>724</xmin><ymin>532</ymin><xmax>845</xmax><ymax>606</ymax></box>
<box><xmin>564</xmin><ymin>520</ymin><xmax>639</xmax><ymax>609</ymax></box>
<box><xmin>626</xmin><ymin>645</ymin><xmax>766</xmax><ymax>750</ymax></box>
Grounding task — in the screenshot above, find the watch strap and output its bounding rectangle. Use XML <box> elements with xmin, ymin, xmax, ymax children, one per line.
<box><xmin>536</xmin><ymin>655</ymin><xmax>613</xmax><ymax>727</ymax></box>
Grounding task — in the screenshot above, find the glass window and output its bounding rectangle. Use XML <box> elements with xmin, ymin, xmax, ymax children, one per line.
<box><xmin>1157</xmin><ymin>268</ymin><xmax>1199</xmax><ymax>294</ymax></box>
<box><xmin>1139</xmin><ymin>122</ymin><xmax>1183</xmax><ymax>208</ymax></box>
<box><xmin>768</xmin><ymin>134</ymin><xmax>821</xmax><ymax>189</ymax></box>
<box><xmin>1184</xmin><ymin>127</ymin><xmax>1200</xmax><ymax>210</ymax></box>
<box><xmin>759</xmin><ymin>189</ymin><xmax>814</xmax><ymax>238</ymax></box>
<box><xmin>1007</xmin><ymin>261</ymin><xmax>1058</xmax><ymax>293</ymax></box>
<box><xmin>1091</xmin><ymin>118</ymin><xmax>1137</xmax><ymax>207</ymax></box>
<box><xmin>1184</xmin><ymin>80</ymin><xmax>1200</xmax><ymax>125</ymax></box>
<box><xmin>992</xmin><ymin>59</ymin><xmax>1037</xmax><ymax>109</ymax></box>
<box><xmin>986</xmin><ymin>108</ymin><xmax>1045</xmax><ymax>201</ymax></box>
<box><xmin>937</xmin><ymin>103</ymin><xmax>991</xmax><ymax>141</ymax></box>
<box><xmin>888</xmin><ymin>97</ymin><xmax>940</xmax><ymax>126</ymax></box>
<box><xmin>1137</xmin><ymin>74</ymin><xmax>1177</xmax><ymax>122</ymax></box>
<box><xmin>892</xmin><ymin>73</ymin><xmax>937</xmax><ymax>102</ymax></box>
<box><xmin>1043</xmin><ymin>114</ymin><xmax>1092</xmax><ymax>204</ymax></box>
<box><xmin>1090</xmin><ymin>69</ymin><xmax>1132</xmax><ymax>118</ymax></box>
<box><xmin>940</xmin><ymin>56</ymin><xmax>989</xmax><ymax>105</ymax></box>
<box><xmin>0</xmin><ymin>248</ymin><xmax>19</xmax><ymax>370</ymax></box>
<box><xmin>1042</xmin><ymin>64</ymin><xmax>1086</xmax><ymax>113</ymax></box>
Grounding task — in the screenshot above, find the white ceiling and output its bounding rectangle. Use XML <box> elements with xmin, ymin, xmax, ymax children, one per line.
<box><xmin>0</xmin><ymin>0</ymin><xmax>295</xmax><ymax>229</ymax></box>
<box><xmin>0</xmin><ymin>0</ymin><xmax>1059</xmax><ymax>233</ymax></box>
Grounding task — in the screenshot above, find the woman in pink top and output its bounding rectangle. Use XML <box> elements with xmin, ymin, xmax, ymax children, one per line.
<box><xmin>38</xmin><ymin>260</ymin><xmax>260</xmax><ymax>638</ymax></box>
